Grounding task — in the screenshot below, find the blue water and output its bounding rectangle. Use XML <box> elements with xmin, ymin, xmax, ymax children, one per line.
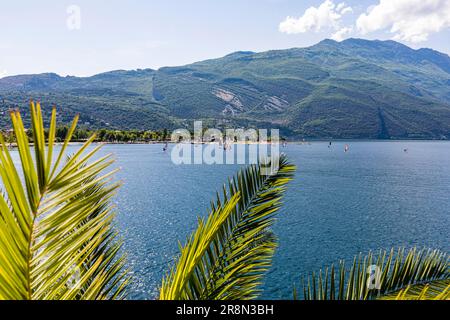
<box><xmin>8</xmin><ymin>141</ymin><xmax>450</xmax><ymax>299</ymax></box>
<box><xmin>98</xmin><ymin>141</ymin><xmax>449</xmax><ymax>299</ymax></box>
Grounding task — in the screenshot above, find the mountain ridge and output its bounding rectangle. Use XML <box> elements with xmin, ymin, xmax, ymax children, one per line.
<box><xmin>1</xmin><ymin>38</ymin><xmax>450</xmax><ymax>139</ymax></box>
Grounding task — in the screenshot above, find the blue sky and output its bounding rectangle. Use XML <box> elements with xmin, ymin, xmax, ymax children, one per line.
<box><xmin>1</xmin><ymin>0</ymin><xmax>450</xmax><ymax>77</ymax></box>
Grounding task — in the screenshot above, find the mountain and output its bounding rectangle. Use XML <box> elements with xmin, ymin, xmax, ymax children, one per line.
<box><xmin>1</xmin><ymin>38</ymin><xmax>450</xmax><ymax>139</ymax></box>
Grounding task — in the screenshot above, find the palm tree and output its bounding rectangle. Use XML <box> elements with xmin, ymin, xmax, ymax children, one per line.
<box><xmin>299</xmin><ymin>247</ymin><xmax>449</xmax><ymax>300</ymax></box>
<box><xmin>0</xmin><ymin>102</ymin><xmax>128</xmax><ymax>300</ymax></box>
<box><xmin>159</xmin><ymin>155</ymin><xmax>296</xmax><ymax>300</ymax></box>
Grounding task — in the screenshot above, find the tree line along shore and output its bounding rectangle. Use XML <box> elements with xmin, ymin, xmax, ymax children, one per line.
<box><xmin>1</xmin><ymin>126</ymin><xmax>288</xmax><ymax>145</ymax></box>
<box><xmin>1</xmin><ymin>127</ymin><xmax>171</xmax><ymax>144</ymax></box>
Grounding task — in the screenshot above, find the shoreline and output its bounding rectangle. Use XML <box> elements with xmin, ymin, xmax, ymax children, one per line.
<box><xmin>4</xmin><ymin>139</ymin><xmax>449</xmax><ymax>149</ymax></box>
<box><xmin>96</xmin><ymin>139</ymin><xmax>450</xmax><ymax>144</ymax></box>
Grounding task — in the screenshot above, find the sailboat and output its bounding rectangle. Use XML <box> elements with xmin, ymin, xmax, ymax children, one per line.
<box><xmin>344</xmin><ymin>144</ymin><xmax>349</xmax><ymax>153</ymax></box>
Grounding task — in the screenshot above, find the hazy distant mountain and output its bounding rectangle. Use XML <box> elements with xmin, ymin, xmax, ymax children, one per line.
<box><xmin>1</xmin><ymin>38</ymin><xmax>450</xmax><ymax>139</ymax></box>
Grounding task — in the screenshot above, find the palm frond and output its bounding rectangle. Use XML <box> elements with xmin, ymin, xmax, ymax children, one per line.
<box><xmin>300</xmin><ymin>247</ymin><xmax>449</xmax><ymax>300</ymax></box>
<box><xmin>379</xmin><ymin>279</ymin><xmax>450</xmax><ymax>300</ymax></box>
<box><xmin>0</xmin><ymin>102</ymin><xmax>128</xmax><ymax>300</ymax></box>
<box><xmin>159</xmin><ymin>155</ymin><xmax>296</xmax><ymax>300</ymax></box>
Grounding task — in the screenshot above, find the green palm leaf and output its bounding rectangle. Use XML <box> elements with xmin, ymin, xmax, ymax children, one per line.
<box><xmin>300</xmin><ymin>247</ymin><xmax>449</xmax><ymax>300</ymax></box>
<box><xmin>0</xmin><ymin>102</ymin><xmax>128</xmax><ymax>300</ymax></box>
<box><xmin>159</xmin><ymin>155</ymin><xmax>296</xmax><ymax>300</ymax></box>
<box><xmin>379</xmin><ymin>279</ymin><xmax>450</xmax><ymax>300</ymax></box>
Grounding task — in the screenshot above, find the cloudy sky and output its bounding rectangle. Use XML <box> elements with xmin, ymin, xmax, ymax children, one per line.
<box><xmin>1</xmin><ymin>0</ymin><xmax>450</xmax><ymax>77</ymax></box>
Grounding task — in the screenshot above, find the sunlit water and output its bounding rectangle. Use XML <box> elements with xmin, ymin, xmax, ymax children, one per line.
<box><xmin>7</xmin><ymin>141</ymin><xmax>450</xmax><ymax>299</ymax></box>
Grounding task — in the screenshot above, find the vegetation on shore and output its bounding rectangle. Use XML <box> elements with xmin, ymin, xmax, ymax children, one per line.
<box><xmin>1</xmin><ymin>126</ymin><xmax>171</xmax><ymax>144</ymax></box>
<box><xmin>1</xmin><ymin>125</ymin><xmax>284</xmax><ymax>144</ymax></box>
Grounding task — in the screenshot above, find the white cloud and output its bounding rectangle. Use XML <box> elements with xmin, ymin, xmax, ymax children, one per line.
<box><xmin>0</xmin><ymin>70</ymin><xmax>7</xmax><ymax>79</ymax></box>
<box><xmin>331</xmin><ymin>26</ymin><xmax>353</xmax><ymax>41</ymax></box>
<box><xmin>356</xmin><ymin>0</ymin><xmax>450</xmax><ymax>43</ymax></box>
<box><xmin>279</xmin><ymin>0</ymin><xmax>353</xmax><ymax>34</ymax></box>
<box><xmin>336</xmin><ymin>3</ymin><xmax>346</xmax><ymax>12</ymax></box>
<box><xmin>340</xmin><ymin>6</ymin><xmax>353</xmax><ymax>15</ymax></box>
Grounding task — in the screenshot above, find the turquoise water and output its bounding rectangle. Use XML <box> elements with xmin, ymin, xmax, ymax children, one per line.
<box><xmin>99</xmin><ymin>141</ymin><xmax>449</xmax><ymax>299</ymax></box>
<box><xmin>7</xmin><ymin>141</ymin><xmax>450</xmax><ymax>299</ymax></box>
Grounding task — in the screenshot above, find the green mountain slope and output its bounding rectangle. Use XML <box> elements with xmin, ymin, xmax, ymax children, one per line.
<box><xmin>1</xmin><ymin>38</ymin><xmax>450</xmax><ymax>139</ymax></box>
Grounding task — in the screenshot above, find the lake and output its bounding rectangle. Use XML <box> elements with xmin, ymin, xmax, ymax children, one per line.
<box><xmin>8</xmin><ymin>141</ymin><xmax>450</xmax><ymax>299</ymax></box>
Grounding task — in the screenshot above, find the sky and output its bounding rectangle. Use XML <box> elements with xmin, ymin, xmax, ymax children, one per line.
<box><xmin>1</xmin><ymin>0</ymin><xmax>450</xmax><ymax>78</ymax></box>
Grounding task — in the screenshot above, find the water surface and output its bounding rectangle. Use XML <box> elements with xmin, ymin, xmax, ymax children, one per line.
<box><xmin>8</xmin><ymin>141</ymin><xmax>450</xmax><ymax>299</ymax></box>
<box><xmin>99</xmin><ymin>141</ymin><xmax>449</xmax><ymax>299</ymax></box>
